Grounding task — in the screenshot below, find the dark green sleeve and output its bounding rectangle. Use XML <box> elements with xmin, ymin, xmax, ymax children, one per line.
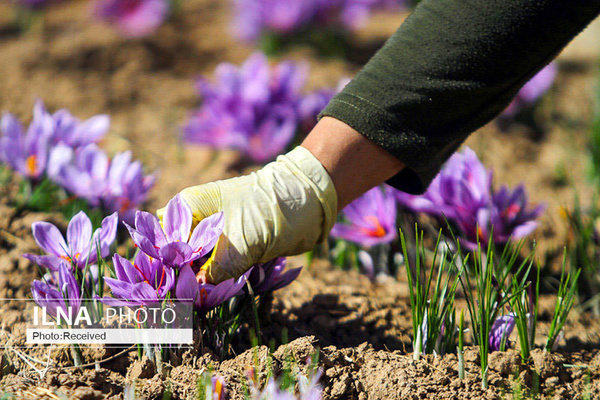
<box><xmin>320</xmin><ymin>0</ymin><xmax>600</xmax><ymax>194</ymax></box>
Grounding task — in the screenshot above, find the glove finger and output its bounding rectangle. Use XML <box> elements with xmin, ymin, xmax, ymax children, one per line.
<box><xmin>179</xmin><ymin>183</ymin><xmax>222</xmax><ymax>224</ymax></box>
<box><xmin>200</xmin><ymin>233</ymin><xmax>253</xmax><ymax>283</ymax></box>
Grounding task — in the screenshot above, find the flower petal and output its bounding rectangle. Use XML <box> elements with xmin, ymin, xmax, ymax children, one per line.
<box><xmin>159</xmin><ymin>241</ymin><xmax>194</xmax><ymax>267</ymax></box>
<box><xmin>163</xmin><ymin>194</ymin><xmax>193</xmax><ymax>242</ymax></box>
<box><xmin>175</xmin><ymin>264</ymin><xmax>199</xmax><ymax>302</ymax></box>
<box><xmin>188</xmin><ymin>212</ymin><xmax>224</xmax><ymax>257</ymax></box>
<box><xmin>124</xmin><ymin>223</ymin><xmax>160</xmax><ymax>259</ymax></box>
<box><xmin>66</xmin><ymin>211</ymin><xmax>93</xmax><ymax>260</ymax></box>
<box><xmin>91</xmin><ymin>212</ymin><xmax>119</xmax><ymax>259</ymax></box>
<box><xmin>32</xmin><ymin>222</ymin><xmax>69</xmax><ymax>258</ymax></box>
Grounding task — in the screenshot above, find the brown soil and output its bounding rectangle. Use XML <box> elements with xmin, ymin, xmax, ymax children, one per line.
<box><xmin>1</xmin><ymin>0</ymin><xmax>600</xmax><ymax>399</ymax></box>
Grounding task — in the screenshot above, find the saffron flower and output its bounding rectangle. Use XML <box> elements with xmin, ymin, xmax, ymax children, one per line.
<box><xmin>455</xmin><ymin>185</ymin><xmax>546</xmax><ymax>249</ymax></box>
<box><xmin>103</xmin><ymin>252</ymin><xmax>175</xmax><ymax>305</ymax></box>
<box><xmin>0</xmin><ymin>100</ymin><xmax>109</xmax><ymax>180</ymax></box>
<box><xmin>0</xmin><ymin>105</ymin><xmax>53</xmax><ymax>180</ymax></box>
<box><xmin>175</xmin><ymin>264</ymin><xmax>248</xmax><ymax>312</ymax></box>
<box><xmin>184</xmin><ymin>53</ymin><xmax>307</xmax><ymax>163</ymax></box>
<box><xmin>330</xmin><ymin>185</ymin><xmax>397</xmax><ymax>247</ymax></box>
<box><xmin>395</xmin><ymin>147</ymin><xmax>491</xmax><ymax>219</ymax></box>
<box><xmin>31</xmin><ymin>261</ymin><xmax>81</xmax><ymax>320</ymax></box>
<box><xmin>93</xmin><ymin>0</ymin><xmax>170</xmax><ymax>38</ymax></box>
<box><xmin>25</xmin><ymin>211</ymin><xmax>118</xmax><ymax>270</ymax></box>
<box><xmin>55</xmin><ymin>144</ymin><xmax>155</xmax><ymax>222</ymax></box>
<box><xmin>396</xmin><ymin>147</ymin><xmax>544</xmax><ymax>249</ymax></box>
<box><xmin>125</xmin><ymin>194</ymin><xmax>223</xmax><ymax>268</ymax></box>
<box><xmin>489</xmin><ymin>314</ymin><xmax>516</xmax><ymax>352</ymax></box>
<box><xmin>36</xmin><ymin>100</ymin><xmax>110</xmax><ymax>148</ymax></box>
<box><xmin>502</xmin><ymin>63</ymin><xmax>557</xmax><ymax>118</ymax></box>
<box><xmin>247</xmin><ymin>257</ymin><xmax>302</xmax><ymax>294</ymax></box>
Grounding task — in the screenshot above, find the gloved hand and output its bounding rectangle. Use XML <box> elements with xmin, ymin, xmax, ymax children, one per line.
<box><xmin>157</xmin><ymin>146</ymin><xmax>338</xmax><ymax>283</ymax></box>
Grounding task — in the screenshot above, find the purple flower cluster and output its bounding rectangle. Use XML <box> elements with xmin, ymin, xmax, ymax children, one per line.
<box><xmin>184</xmin><ymin>53</ymin><xmax>344</xmax><ymax>163</ymax></box>
<box><xmin>331</xmin><ymin>186</ymin><xmax>397</xmax><ymax>248</ymax></box>
<box><xmin>26</xmin><ymin>195</ymin><xmax>301</xmax><ymax>317</ymax></box>
<box><xmin>54</xmin><ymin>144</ymin><xmax>155</xmax><ymax>224</ymax></box>
<box><xmin>0</xmin><ymin>100</ymin><xmax>105</xmax><ymax>181</ymax></box>
<box><xmin>0</xmin><ymin>101</ymin><xmax>154</xmax><ymax>222</ymax></box>
<box><xmin>501</xmin><ymin>63</ymin><xmax>557</xmax><ymax>118</ymax></box>
<box><xmin>93</xmin><ymin>0</ymin><xmax>170</xmax><ymax>38</ymax></box>
<box><xmin>233</xmin><ymin>0</ymin><xmax>404</xmax><ymax>42</ymax></box>
<box><xmin>396</xmin><ymin>147</ymin><xmax>545</xmax><ymax>249</ymax></box>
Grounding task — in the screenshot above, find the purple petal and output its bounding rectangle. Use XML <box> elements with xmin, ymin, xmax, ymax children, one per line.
<box><xmin>32</xmin><ymin>222</ymin><xmax>69</xmax><ymax>258</ymax></box>
<box><xmin>73</xmin><ymin>115</ymin><xmax>110</xmax><ymax>145</ymax></box>
<box><xmin>66</xmin><ymin>211</ymin><xmax>93</xmax><ymax>260</ymax></box>
<box><xmin>163</xmin><ymin>194</ymin><xmax>193</xmax><ymax>243</ymax></box>
<box><xmin>124</xmin><ymin>223</ymin><xmax>161</xmax><ymax>259</ymax></box>
<box><xmin>175</xmin><ymin>264</ymin><xmax>199</xmax><ymax>302</ymax></box>
<box><xmin>23</xmin><ymin>254</ymin><xmax>68</xmax><ymax>271</ymax></box>
<box><xmin>131</xmin><ymin>282</ymin><xmax>159</xmax><ymax>303</ymax></box>
<box><xmin>159</xmin><ymin>242</ymin><xmax>194</xmax><ymax>267</ymax></box>
<box><xmin>91</xmin><ymin>212</ymin><xmax>118</xmax><ymax>258</ymax></box>
<box><xmin>133</xmin><ymin>211</ymin><xmax>166</xmax><ymax>247</ymax></box>
<box><xmin>112</xmin><ymin>254</ymin><xmax>135</xmax><ymax>283</ymax></box>
<box><xmin>188</xmin><ymin>212</ymin><xmax>224</xmax><ymax>257</ymax></box>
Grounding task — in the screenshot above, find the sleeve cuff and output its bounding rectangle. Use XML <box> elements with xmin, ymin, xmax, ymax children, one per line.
<box><xmin>319</xmin><ymin>92</ymin><xmax>443</xmax><ymax>195</ymax></box>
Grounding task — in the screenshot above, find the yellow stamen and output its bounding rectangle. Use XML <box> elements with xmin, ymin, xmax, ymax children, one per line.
<box><xmin>214</xmin><ymin>378</ymin><xmax>223</xmax><ymax>398</ymax></box>
<box><xmin>361</xmin><ymin>215</ymin><xmax>386</xmax><ymax>238</ymax></box>
<box><xmin>26</xmin><ymin>155</ymin><xmax>37</xmax><ymax>176</ymax></box>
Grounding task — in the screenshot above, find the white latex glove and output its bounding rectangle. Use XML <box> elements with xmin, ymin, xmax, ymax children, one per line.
<box><xmin>157</xmin><ymin>146</ymin><xmax>337</xmax><ymax>283</ymax></box>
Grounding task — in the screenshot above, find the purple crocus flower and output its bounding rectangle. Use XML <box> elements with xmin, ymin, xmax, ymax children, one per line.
<box><xmin>184</xmin><ymin>53</ymin><xmax>307</xmax><ymax>163</ymax></box>
<box><xmin>210</xmin><ymin>375</ymin><xmax>226</xmax><ymax>400</ymax></box>
<box><xmin>55</xmin><ymin>144</ymin><xmax>155</xmax><ymax>223</ymax></box>
<box><xmin>247</xmin><ymin>258</ymin><xmax>302</xmax><ymax>294</ymax></box>
<box><xmin>31</xmin><ymin>261</ymin><xmax>81</xmax><ymax>321</ymax></box>
<box><xmin>396</xmin><ymin>147</ymin><xmax>544</xmax><ymax>249</ymax></box>
<box><xmin>24</xmin><ymin>211</ymin><xmax>118</xmax><ymax>271</ymax></box>
<box><xmin>455</xmin><ymin>184</ymin><xmax>546</xmax><ymax>249</ymax></box>
<box><xmin>330</xmin><ymin>185</ymin><xmax>397</xmax><ymax>247</ymax></box>
<box><xmin>103</xmin><ymin>252</ymin><xmax>175</xmax><ymax>306</ymax></box>
<box><xmin>395</xmin><ymin>147</ymin><xmax>492</xmax><ymax>219</ymax></box>
<box><xmin>175</xmin><ymin>264</ymin><xmax>248</xmax><ymax>312</ymax></box>
<box><xmin>502</xmin><ymin>63</ymin><xmax>557</xmax><ymax>118</ymax></box>
<box><xmin>126</xmin><ymin>194</ymin><xmax>223</xmax><ymax>269</ymax></box>
<box><xmin>35</xmin><ymin>100</ymin><xmax>110</xmax><ymax>148</ymax></box>
<box><xmin>0</xmin><ymin>100</ymin><xmax>109</xmax><ymax>180</ymax></box>
<box><xmin>94</xmin><ymin>0</ymin><xmax>170</xmax><ymax>38</ymax></box>
<box><xmin>0</xmin><ymin>104</ymin><xmax>54</xmax><ymax>180</ymax></box>
<box><xmin>489</xmin><ymin>314</ymin><xmax>516</xmax><ymax>352</ymax></box>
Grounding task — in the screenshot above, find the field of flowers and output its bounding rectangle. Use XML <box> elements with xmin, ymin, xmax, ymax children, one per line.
<box><xmin>1</xmin><ymin>0</ymin><xmax>600</xmax><ymax>399</ymax></box>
